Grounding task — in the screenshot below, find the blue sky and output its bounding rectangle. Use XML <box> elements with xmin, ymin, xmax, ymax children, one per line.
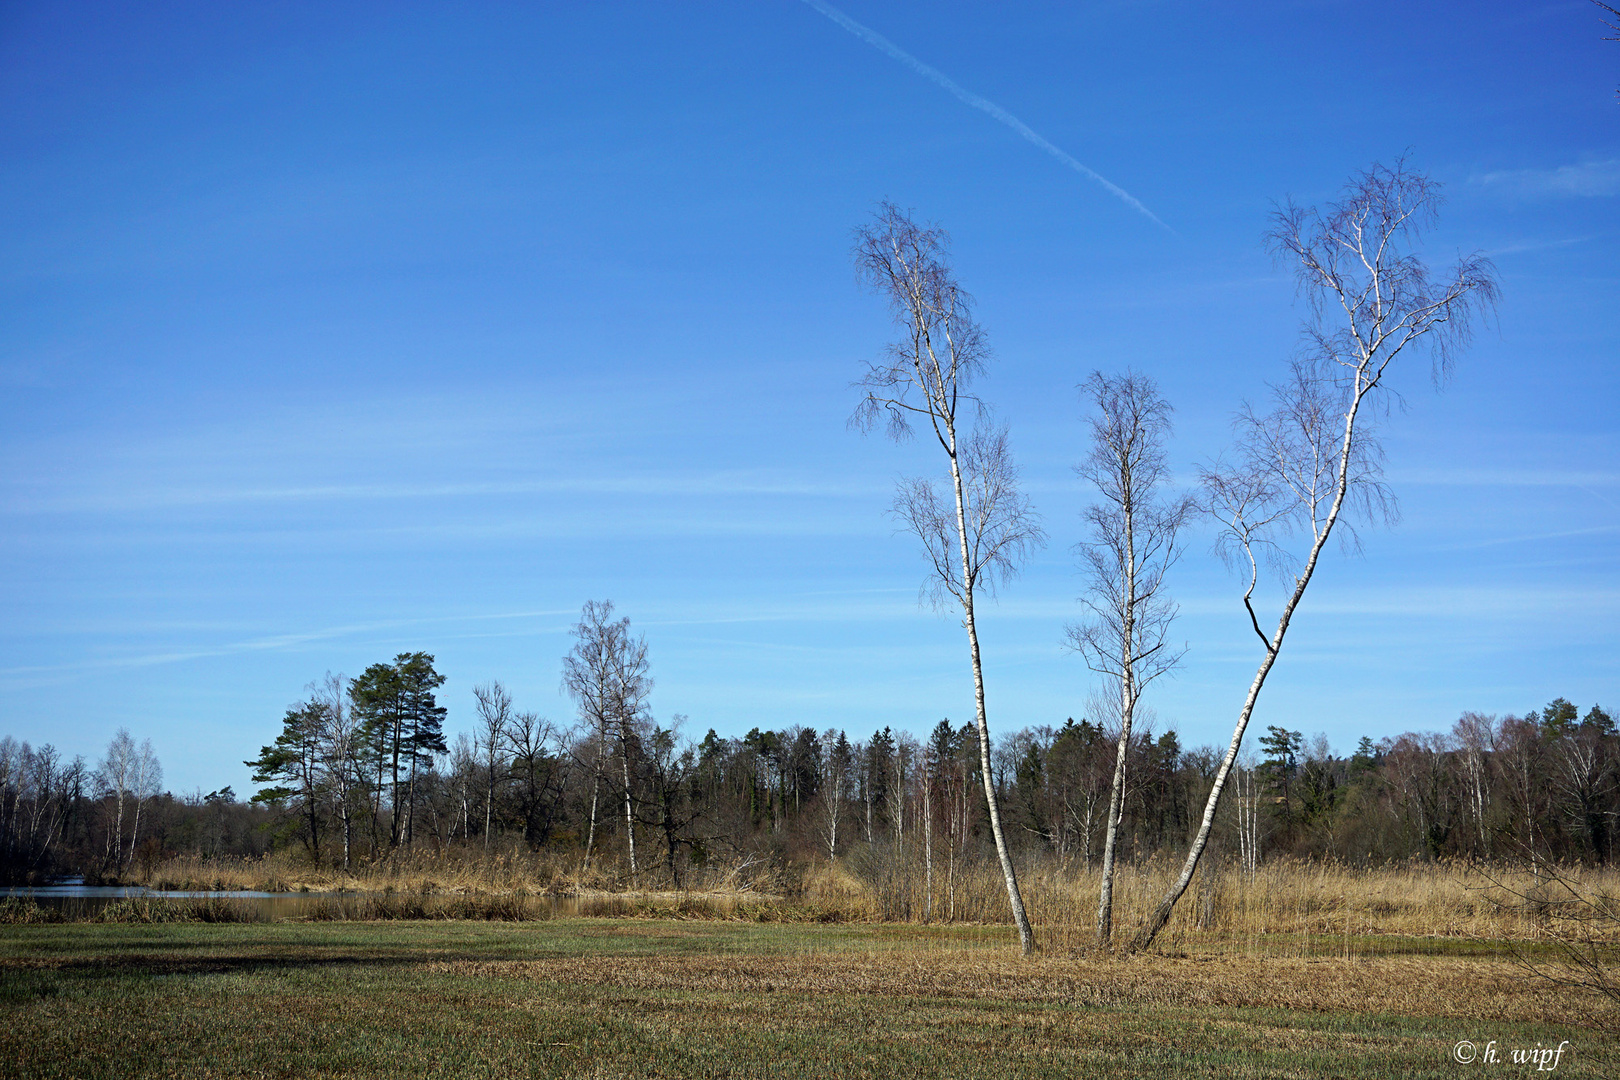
<box><xmin>1</xmin><ymin>0</ymin><xmax>1616</xmax><ymax>796</ymax></box>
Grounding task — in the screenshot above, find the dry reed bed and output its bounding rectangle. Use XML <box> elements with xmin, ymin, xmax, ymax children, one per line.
<box><xmin>821</xmin><ymin>858</ymin><xmax>1620</xmax><ymax>943</ymax></box>
<box><xmin>129</xmin><ymin>848</ymin><xmax>784</xmax><ymax>897</ymax></box>
<box><xmin>117</xmin><ymin>851</ymin><xmax>1620</xmax><ymax>943</ymax></box>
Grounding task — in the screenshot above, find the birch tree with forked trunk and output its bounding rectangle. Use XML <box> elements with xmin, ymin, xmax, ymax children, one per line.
<box><xmin>1130</xmin><ymin>159</ymin><xmax>1498</xmax><ymax>951</ymax></box>
<box><xmin>852</xmin><ymin>203</ymin><xmax>1045</xmax><ymax>955</ymax></box>
<box><xmin>1066</xmin><ymin>370</ymin><xmax>1191</xmax><ymax>948</ymax></box>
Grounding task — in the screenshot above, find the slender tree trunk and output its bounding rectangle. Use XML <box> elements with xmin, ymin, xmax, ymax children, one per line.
<box><xmin>370</xmin><ymin>741</ymin><xmax>384</xmax><ymax>856</ymax></box>
<box><xmin>113</xmin><ymin>790</ymin><xmax>125</xmax><ymax>869</ymax></box>
<box><xmin>340</xmin><ymin>784</ymin><xmax>351</xmax><ymax>870</ymax></box>
<box><xmin>406</xmin><ymin>752</ymin><xmax>419</xmax><ymax>850</ymax></box>
<box><xmin>128</xmin><ymin>794</ymin><xmax>147</xmax><ymax>872</ymax></box>
<box><xmin>620</xmin><ymin>731</ymin><xmax>637</xmax><ymax>876</ymax></box>
<box><xmin>484</xmin><ymin>756</ymin><xmax>496</xmax><ymax>852</ymax></box>
<box><xmin>1098</xmin><ymin>495</ymin><xmax>1138</xmax><ymax>947</ymax></box>
<box><xmin>1131</xmin><ymin>390</ymin><xmax>1366</xmax><ymax>952</ymax></box>
<box><xmin>948</xmin><ymin>442</ymin><xmax>1035</xmax><ymax>954</ymax></box>
<box><xmin>583</xmin><ymin>727</ymin><xmax>606</xmax><ymax>871</ymax></box>
<box><xmin>1082</xmin><ymin>793</ymin><xmax>1096</xmax><ymax>870</ymax></box>
<box><xmin>893</xmin><ymin>753</ymin><xmax>905</xmax><ymax>865</ymax></box>
<box><xmin>1096</xmin><ymin>726</ymin><xmax>1130</xmax><ymax>945</ymax></box>
<box><xmin>864</xmin><ymin>778</ymin><xmax>873</xmax><ymax>844</ymax></box>
<box><xmin>389</xmin><ymin>716</ymin><xmax>403</xmax><ymax>850</ymax></box>
<box><xmin>826</xmin><ymin>772</ymin><xmax>841</xmax><ymax>859</ymax></box>
<box><xmin>923</xmin><ymin>758</ymin><xmax>933</xmax><ymax>922</ymax></box>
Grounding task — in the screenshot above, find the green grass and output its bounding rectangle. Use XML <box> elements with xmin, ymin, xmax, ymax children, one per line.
<box><xmin>0</xmin><ymin>919</ymin><xmax>1613</xmax><ymax>1078</ymax></box>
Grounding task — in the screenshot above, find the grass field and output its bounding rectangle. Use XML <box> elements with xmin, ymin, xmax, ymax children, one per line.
<box><xmin>1</xmin><ymin>918</ymin><xmax>1613</xmax><ymax>1078</ymax></box>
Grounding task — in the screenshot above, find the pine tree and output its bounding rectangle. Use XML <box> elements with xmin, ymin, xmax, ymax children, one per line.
<box><xmin>245</xmin><ymin>703</ymin><xmax>325</xmax><ymax>862</ymax></box>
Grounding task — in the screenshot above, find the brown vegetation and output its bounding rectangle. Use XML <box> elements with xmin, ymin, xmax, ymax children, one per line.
<box><xmin>101</xmin><ymin>849</ymin><xmax>1620</xmax><ymax>958</ymax></box>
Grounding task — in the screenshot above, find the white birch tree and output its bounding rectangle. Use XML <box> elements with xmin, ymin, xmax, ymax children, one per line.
<box><xmin>1131</xmin><ymin>160</ymin><xmax>1498</xmax><ymax>950</ymax></box>
<box><xmin>125</xmin><ymin>739</ymin><xmax>161</xmax><ymax>869</ymax></box>
<box><xmin>563</xmin><ymin>600</ymin><xmax>652</xmax><ymax>875</ymax></box>
<box><xmin>473</xmin><ymin>681</ymin><xmax>513</xmax><ymax>851</ymax></box>
<box><xmin>314</xmin><ymin>673</ymin><xmax>359</xmax><ymax>870</ymax></box>
<box><xmin>98</xmin><ymin>729</ymin><xmax>136</xmax><ymax>870</ymax></box>
<box><xmin>852</xmin><ymin>204</ymin><xmax>1044</xmax><ymax>954</ymax></box>
<box><xmin>1066</xmin><ymin>370</ymin><xmax>1191</xmax><ymax>947</ymax></box>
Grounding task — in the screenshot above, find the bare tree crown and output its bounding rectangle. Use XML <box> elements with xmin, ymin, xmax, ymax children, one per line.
<box><xmin>562</xmin><ymin>599</ymin><xmax>652</xmax><ymax>731</ymax></box>
<box><xmin>1209</xmin><ymin>162</ymin><xmax>1499</xmax><ymax>607</ymax></box>
<box><xmin>1067</xmin><ymin>371</ymin><xmax>1191</xmax><ymax>688</ymax></box>
<box><xmin>1266</xmin><ymin>159</ymin><xmax>1498</xmax><ymax>392</ymax></box>
<box><xmin>893</xmin><ymin>425</ymin><xmax>1044</xmax><ymax>610</ymax></box>
<box><xmin>851</xmin><ymin>201</ymin><xmax>989</xmax><ymax>448</ymax></box>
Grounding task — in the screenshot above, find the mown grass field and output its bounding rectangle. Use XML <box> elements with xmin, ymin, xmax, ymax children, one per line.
<box><xmin>0</xmin><ymin>918</ymin><xmax>1613</xmax><ymax>1079</ymax></box>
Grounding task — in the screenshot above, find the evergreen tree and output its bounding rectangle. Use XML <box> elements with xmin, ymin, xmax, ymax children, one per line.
<box><xmin>1540</xmin><ymin>697</ymin><xmax>1580</xmax><ymax>737</ymax></box>
<box><xmin>245</xmin><ymin>703</ymin><xmax>325</xmax><ymax>862</ymax></box>
<box><xmin>396</xmin><ymin>652</ymin><xmax>448</xmax><ymax>847</ymax></box>
<box><xmin>349</xmin><ymin>653</ymin><xmax>446</xmax><ymax>851</ymax></box>
<box><xmin>350</xmin><ymin>660</ymin><xmax>406</xmax><ymax>850</ymax></box>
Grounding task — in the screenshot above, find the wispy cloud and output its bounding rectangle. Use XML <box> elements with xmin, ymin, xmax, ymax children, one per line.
<box><xmin>0</xmin><ymin>608</ymin><xmax>582</xmax><ymax>686</ymax></box>
<box><xmin>1427</xmin><ymin>524</ymin><xmax>1620</xmax><ymax>553</ymax></box>
<box><xmin>797</xmin><ymin>0</ymin><xmax>1170</xmax><ymax>231</ymax></box>
<box><xmin>1391</xmin><ymin>467</ymin><xmax>1620</xmax><ymax>487</ymax></box>
<box><xmin>2</xmin><ymin>470</ymin><xmax>892</xmax><ymax>515</ymax></box>
<box><xmin>1472</xmin><ymin>159</ymin><xmax>1620</xmax><ymax>198</ymax></box>
<box><xmin>1479</xmin><ymin>234</ymin><xmax>1597</xmax><ymax>257</ymax></box>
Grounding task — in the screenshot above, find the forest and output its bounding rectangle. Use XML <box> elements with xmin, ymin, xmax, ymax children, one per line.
<box><xmin>2</xmin><ymin>622</ymin><xmax>1612</xmax><ymax>890</ymax></box>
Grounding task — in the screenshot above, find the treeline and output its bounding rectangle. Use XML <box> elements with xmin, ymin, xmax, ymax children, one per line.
<box><xmin>0</xmin><ymin>731</ymin><xmax>273</xmax><ymax>884</ymax></box>
<box><xmin>237</xmin><ymin>630</ymin><xmax>1620</xmax><ymax>879</ymax></box>
<box><xmin>5</xmin><ymin>643</ymin><xmax>1612</xmax><ymax>884</ymax></box>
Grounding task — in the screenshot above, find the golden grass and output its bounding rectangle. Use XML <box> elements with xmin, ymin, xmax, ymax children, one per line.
<box><xmin>820</xmin><ymin>854</ymin><xmax>1620</xmax><ymax>949</ymax></box>
<box><xmin>128</xmin><ymin>845</ymin><xmax>792</xmax><ymax>897</ymax></box>
<box><xmin>124</xmin><ymin>848</ymin><xmax>1620</xmax><ymax>952</ymax></box>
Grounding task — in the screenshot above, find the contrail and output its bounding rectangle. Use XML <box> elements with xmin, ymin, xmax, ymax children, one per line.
<box><xmin>798</xmin><ymin>0</ymin><xmax>1170</xmax><ymax>231</ymax></box>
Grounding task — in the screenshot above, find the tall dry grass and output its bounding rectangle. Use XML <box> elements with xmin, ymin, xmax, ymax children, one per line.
<box><xmin>122</xmin><ymin>846</ymin><xmax>1620</xmax><ymax>953</ymax></box>
<box><xmin>825</xmin><ymin>850</ymin><xmax>1620</xmax><ymax>953</ymax></box>
<box><xmin>127</xmin><ymin>844</ymin><xmax>792</xmax><ymax>899</ymax></box>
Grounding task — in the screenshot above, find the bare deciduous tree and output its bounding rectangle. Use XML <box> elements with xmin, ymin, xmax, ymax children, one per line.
<box><xmin>853</xmin><ymin>203</ymin><xmax>1045</xmax><ymax>954</ymax></box>
<box><xmin>503</xmin><ymin>709</ymin><xmax>564</xmax><ymax>850</ymax></box>
<box><xmin>1453</xmin><ymin>711</ymin><xmax>1499</xmax><ymax>856</ymax></box>
<box><xmin>97</xmin><ymin>729</ymin><xmax>136</xmax><ymax>869</ymax></box>
<box><xmin>313</xmin><ymin>673</ymin><xmax>359</xmax><ymax>869</ymax></box>
<box><xmin>563</xmin><ymin>600</ymin><xmax>652</xmax><ymax>874</ymax></box>
<box><xmin>473</xmin><ymin>681</ymin><xmax>513</xmax><ymax>851</ymax></box>
<box><xmin>1131</xmin><ymin>160</ymin><xmax>1499</xmax><ymax>951</ymax></box>
<box><xmin>125</xmin><ymin>739</ymin><xmax>161</xmax><ymax>869</ymax></box>
<box><xmin>818</xmin><ymin>728</ymin><xmax>851</xmax><ymax>859</ymax></box>
<box><xmin>1066</xmin><ymin>370</ymin><xmax>1191</xmax><ymax>947</ymax></box>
